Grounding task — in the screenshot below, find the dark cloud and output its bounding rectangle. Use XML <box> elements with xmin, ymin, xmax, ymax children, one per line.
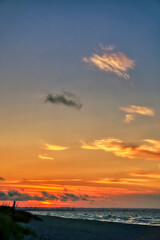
<box><xmin>0</xmin><ymin>190</ymin><xmax>44</xmax><ymax>201</ymax></box>
<box><xmin>41</xmin><ymin>191</ymin><xmax>58</xmax><ymax>200</ymax></box>
<box><xmin>0</xmin><ymin>177</ymin><xmax>4</xmax><ymax>180</ymax></box>
<box><xmin>0</xmin><ymin>190</ymin><xmax>94</xmax><ymax>202</ymax></box>
<box><xmin>45</xmin><ymin>91</ymin><xmax>83</xmax><ymax>109</ymax></box>
<box><xmin>59</xmin><ymin>193</ymin><xmax>92</xmax><ymax>202</ymax></box>
<box><xmin>0</xmin><ymin>191</ymin><xmax>5</xmax><ymax>197</ymax></box>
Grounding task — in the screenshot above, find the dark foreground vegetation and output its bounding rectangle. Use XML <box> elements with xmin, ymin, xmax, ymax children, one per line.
<box><xmin>1</xmin><ymin>205</ymin><xmax>160</xmax><ymax>240</ymax></box>
<box><xmin>0</xmin><ymin>205</ymin><xmax>42</xmax><ymax>240</ymax></box>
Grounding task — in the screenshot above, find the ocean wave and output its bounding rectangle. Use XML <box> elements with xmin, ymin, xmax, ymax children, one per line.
<box><xmin>29</xmin><ymin>209</ymin><xmax>160</xmax><ymax>226</ymax></box>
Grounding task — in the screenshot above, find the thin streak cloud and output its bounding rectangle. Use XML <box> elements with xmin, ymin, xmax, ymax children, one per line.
<box><xmin>44</xmin><ymin>143</ymin><xmax>69</xmax><ymax>151</ymax></box>
<box><xmin>82</xmin><ymin>138</ymin><xmax>160</xmax><ymax>160</ymax></box>
<box><xmin>83</xmin><ymin>46</ymin><xmax>135</xmax><ymax>79</ymax></box>
<box><xmin>91</xmin><ymin>177</ymin><xmax>149</xmax><ymax>185</ymax></box>
<box><xmin>130</xmin><ymin>172</ymin><xmax>160</xmax><ymax>179</ymax></box>
<box><xmin>38</xmin><ymin>154</ymin><xmax>54</xmax><ymax>160</ymax></box>
<box><xmin>45</xmin><ymin>91</ymin><xmax>82</xmax><ymax>109</ymax></box>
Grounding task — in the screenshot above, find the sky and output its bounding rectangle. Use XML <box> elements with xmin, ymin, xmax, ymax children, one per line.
<box><xmin>0</xmin><ymin>0</ymin><xmax>160</xmax><ymax>208</ymax></box>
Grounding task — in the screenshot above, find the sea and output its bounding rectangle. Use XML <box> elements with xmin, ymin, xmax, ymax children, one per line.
<box><xmin>29</xmin><ymin>208</ymin><xmax>160</xmax><ymax>226</ymax></box>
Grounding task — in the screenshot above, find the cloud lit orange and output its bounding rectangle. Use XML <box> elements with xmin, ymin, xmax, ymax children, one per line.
<box><xmin>83</xmin><ymin>46</ymin><xmax>135</xmax><ymax>79</ymax></box>
<box><xmin>120</xmin><ymin>105</ymin><xmax>154</xmax><ymax>116</ymax></box>
<box><xmin>120</xmin><ymin>105</ymin><xmax>155</xmax><ymax>123</ymax></box>
<box><xmin>38</xmin><ymin>154</ymin><xmax>54</xmax><ymax>160</ymax></box>
<box><xmin>82</xmin><ymin>138</ymin><xmax>160</xmax><ymax>160</ymax></box>
<box><xmin>123</xmin><ymin>114</ymin><xmax>135</xmax><ymax>123</ymax></box>
<box><xmin>44</xmin><ymin>143</ymin><xmax>69</xmax><ymax>151</ymax></box>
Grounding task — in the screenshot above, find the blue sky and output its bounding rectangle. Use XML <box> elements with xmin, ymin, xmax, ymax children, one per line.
<box><xmin>0</xmin><ymin>0</ymin><xmax>160</xmax><ymax>208</ymax></box>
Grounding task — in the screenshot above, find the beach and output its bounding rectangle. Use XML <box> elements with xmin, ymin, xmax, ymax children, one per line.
<box><xmin>23</xmin><ymin>215</ymin><xmax>160</xmax><ymax>240</ymax></box>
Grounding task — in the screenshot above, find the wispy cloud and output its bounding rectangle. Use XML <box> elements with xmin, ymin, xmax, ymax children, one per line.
<box><xmin>123</xmin><ymin>114</ymin><xmax>136</xmax><ymax>123</ymax></box>
<box><xmin>0</xmin><ymin>177</ymin><xmax>4</xmax><ymax>181</ymax></box>
<box><xmin>44</xmin><ymin>143</ymin><xmax>69</xmax><ymax>151</ymax></box>
<box><xmin>120</xmin><ymin>105</ymin><xmax>155</xmax><ymax>123</ymax></box>
<box><xmin>38</xmin><ymin>154</ymin><xmax>54</xmax><ymax>160</ymax></box>
<box><xmin>120</xmin><ymin>105</ymin><xmax>154</xmax><ymax>116</ymax></box>
<box><xmin>83</xmin><ymin>46</ymin><xmax>135</xmax><ymax>79</ymax></box>
<box><xmin>100</xmin><ymin>44</ymin><xmax>115</xmax><ymax>51</ymax></box>
<box><xmin>82</xmin><ymin>138</ymin><xmax>160</xmax><ymax>160</ymax></box>
<box><xmin>45</xmin><ymin>91</ymin><xmax>82</xmax><ymax>109</ymax></box>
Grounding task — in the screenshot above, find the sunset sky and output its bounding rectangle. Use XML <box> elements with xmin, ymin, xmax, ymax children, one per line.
<box><xmin>0</xmin><ymin>0</ymin><xmax>160</xmax><ymax>208</ymax></box>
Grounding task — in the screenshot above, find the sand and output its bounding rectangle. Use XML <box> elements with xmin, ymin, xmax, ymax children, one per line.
<box><xmin>23</xmin><ymin>215</ymin><xmax>160</xmax><ymax>240</ymax></box>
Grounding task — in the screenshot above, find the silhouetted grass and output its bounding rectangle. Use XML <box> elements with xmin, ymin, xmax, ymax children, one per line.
<box><xmin>0</xmin><ymin>213</ymin><xmax>12</xmax><ymax>240</ymax></box>
<box><xmin>0</xmin><ymin>205</ymin><xmax>41</xmax><ymax>240</ymax></box>
<box><xmin>0</xmin><ymin>205</ymin><xmax>42</xmax><ymax>223</ymax></box>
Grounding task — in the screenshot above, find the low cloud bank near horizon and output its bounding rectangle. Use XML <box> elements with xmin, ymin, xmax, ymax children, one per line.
<box><xmin>0</xmin><ymin>190</ymin><xmax>44</xmax><ymax>201</ymax></box>
<box><xmin>130</xmin><ymin>171</ymin><xmax>160</xmax><ymax>179</ymax></box>
<box><xmin>83</xmin><ymin>45</ymin><xmax>135</xmax><ymax>79</ymax></box>
<box><xmin>45</xmin><ymin>91</ymin><xmax>83</xmax><ymax>109</ymax></box>
<box><xmin>82</xmin><ymin>138</ymin><xmax>160</xmax><ymax>160</ymax></box>
<box><xmin>0</xmin><ymin>190</ymin><xmax>94</xmax><ymax>202</ymax></box>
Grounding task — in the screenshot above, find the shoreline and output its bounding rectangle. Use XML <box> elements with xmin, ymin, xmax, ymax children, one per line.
<box><xmin>23</xmin><ymin>215</ymin><xmax>160</xmax><ymax>240</ymax></box>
